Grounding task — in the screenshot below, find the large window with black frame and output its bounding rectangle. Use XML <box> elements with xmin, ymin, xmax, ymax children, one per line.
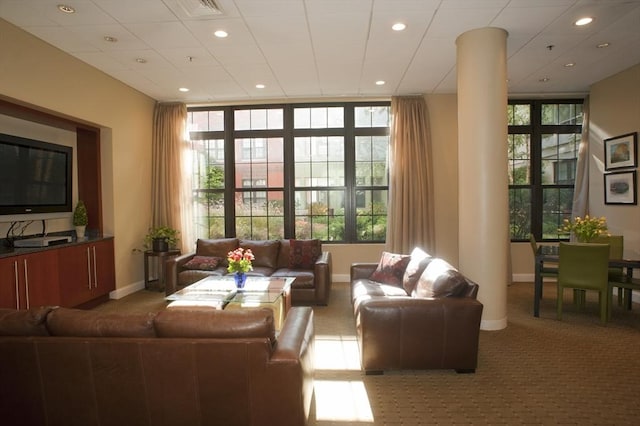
<box><xmin>508</xmin><ymin>99</ymin><xmax>584</xmax><ymax>242</ymax></box>
<box><xmin>187</xmin><ymin>102</ymin><xmax>390</xmax><ymax>243</ymax></box>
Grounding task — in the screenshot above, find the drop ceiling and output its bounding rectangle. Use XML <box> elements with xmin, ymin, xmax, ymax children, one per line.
<box><xmin>1</xmin><ymin>0</ymin><xmax>639</xmax><ymax>104</ymax></box>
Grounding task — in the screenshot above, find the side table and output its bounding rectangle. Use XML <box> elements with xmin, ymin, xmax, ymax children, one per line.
<box><xmin>144</xmin><ymin>249</ymin><xmax>180</xmax><ymax>292</ymax></box>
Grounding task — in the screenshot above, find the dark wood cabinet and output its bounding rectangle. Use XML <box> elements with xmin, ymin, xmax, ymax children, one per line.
<box><xmin>0</xmin><ymin>250</ymin><xmax>59</xmax><ymax>309</ymax></box>
<box><xmin>0</xmin><ymin>238</ymin><xmax>114</xmax><ymax>310</ymax></box>
<box><xmin>58</xmin><ymin>238</ymin><xmax>115</xmax><ymax>308</ymax></box>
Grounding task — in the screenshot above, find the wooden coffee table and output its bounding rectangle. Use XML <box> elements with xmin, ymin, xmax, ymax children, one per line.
<box><xmin>166</xmin><ymin>276</ymin><xmax>294</xmax><ymax>330</ymax></box>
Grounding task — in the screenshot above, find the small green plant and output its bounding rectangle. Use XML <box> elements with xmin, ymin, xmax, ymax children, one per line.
<box><xmin>144</xmin><ymin>226</ymin><xmax>180</xmax><ymax>250</ymax></box>
<box><xmin>73</xmin><ymin>200</ymin><xmax>88</xmax><ymax>226</ymax></box>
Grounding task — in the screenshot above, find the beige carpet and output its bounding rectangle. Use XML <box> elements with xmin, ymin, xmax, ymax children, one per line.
<box><xmin>95</xmin><ymin>282</ymin><xmax>640</xmax><ymax>425</ymax></box>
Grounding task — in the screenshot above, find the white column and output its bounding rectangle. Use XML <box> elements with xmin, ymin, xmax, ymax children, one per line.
<box><xmin>456</xmin><ymin>27</ymin><xmax>509</xmax><ymax>331</ymax></box>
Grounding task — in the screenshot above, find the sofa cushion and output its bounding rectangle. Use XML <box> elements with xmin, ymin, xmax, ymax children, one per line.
<box><xmin>369</xmin><ymin>251</ymin><xmax>411</xmax><ymax>287</ymax></box>
<box><xmin>289</xmin><ymin>239</ymin><xmax>321</xmax><ymax>269</ymax></box>
<box><xmin>183</xmin><ymin>255</ymin><xmax>221</xmax><ymax>271</ymax></box>
<box><xmin>402</xmin><ymin>247</ymin><xmax>434</xmax><ymax>295</ymax></box>
<box><xmin>240</xmin><ymin>239</ymin><xmax>280</xmax><ymax>269</ymax></box>
<box><xmin>413</xmin><ymin>258</ymin><xmax>468</xmax><ymax>298</ymax></box>
<box><xmin>196</xmin><ymin>238</ymin><xmax>239</xmax><ymax>266</ymax></box>
<box><xmin>154</xmin><ymin>307</ymin><xmax>276</xmax><ymax>345</ymax></box>
<box><xmin>46</xmin><ymin>308</ymin><xmax>157</xmax><ymax>337</ymax></box>
<box><xmin>0</xmin><ymin>306</ymin><xmax>53</xmax><ymax>336</ymax></box>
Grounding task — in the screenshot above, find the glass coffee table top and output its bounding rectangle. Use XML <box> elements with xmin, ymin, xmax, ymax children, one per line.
<box><xmin>166</xmin><ymin>276</ymin><xmax>294</xmax><ymax>305</ymax></box>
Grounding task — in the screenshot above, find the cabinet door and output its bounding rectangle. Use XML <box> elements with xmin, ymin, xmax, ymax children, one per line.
<box><xmin>0</xmin><ymin>257</ymin><xmax>20</xmax><ymax>309</ymax></box>
<box><xmin>23</xmin><ymin>250</ymin><xmax>60</xmax><ymax>308</ymax></box>
<box><xmin>58</xmin><ymin>245</ymin><xmax>92</xmax><ymax>307</ymax></box>
<box><xmin>92</xmin><ymin>239</ymin><xmax>115</xmax><ymax>296</ymax></box>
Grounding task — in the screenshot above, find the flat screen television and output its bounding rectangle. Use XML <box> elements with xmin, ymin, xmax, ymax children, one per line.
<box><xmin>0</xmin><ymin>132</ymin><xmax>73</xmax><ymax>220</ymax></box>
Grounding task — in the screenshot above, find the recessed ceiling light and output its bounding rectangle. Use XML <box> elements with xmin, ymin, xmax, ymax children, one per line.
<box><xmin>539</xmin><ymin>77</ymin><xmax>550</xmax><ymax>83</ymax></box>
<box><xmin>103</xmin><ymin>36</ymin><xmax>118</xmax><ymax>43</ymax></box>
<box><xmin>564</xmin><ymin>62</ymin><xmax>575</xmax><ymax>68</ymax></box>
<box><xmin>375</xmin><ymin>80</ymin><xmax>386</xmax><ymax>86</ymax></box>
<box><xmin>214</xmin><ymin>30</ymin><xmax>228</xmax><ymax>38</ymax></box>
<box><xmin>135</xmin><ymin>58</ymin><xmax>147</xmax><ymax>64</ymax></box>
<box><xmin>392</xmin><ymin>23</ymin><xmax>406</xmax><ymax>31</ymax></box>
<box><xmin>57</xmin><ymin>4</ymin><xmax>75</xmax><ymax>14</ymax></box>
<box><xmin>255</xmin><ymin>84</ymin><xmax>265</xmax><ymax>89</ymax></box>
<box><xmin>575</xmin><ymin>17</ymin><xmax>593</xmax><ymax>26</ymax></box>
<box><xmin>178</xmin><ymin>87</ymin><xmax>190</xmax><ymax>92</ymax></box>
<box><xmin>597</xmin><ymin>42</ymin><xmax>610</xmax><ymax>48</ymax></box>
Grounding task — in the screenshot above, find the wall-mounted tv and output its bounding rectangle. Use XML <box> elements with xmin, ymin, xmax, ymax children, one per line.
<box><xmin>0</xmin><ymin>132</ymin><xmax>73</xmax><ymax>219</ymax></box>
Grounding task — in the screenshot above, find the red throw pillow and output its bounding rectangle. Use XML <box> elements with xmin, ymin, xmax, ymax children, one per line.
<box><xmin>183</xmin><ymin>255</ymin><xmax>220</xmax><ymax>271</ymax></box>
<box><xmin>289</xmin><ymin>239</ymin><xmax>321</xmax><ymax>269</ymax></box>
<box><xmin>369</xmin><ymin>251</ymin><xmax>411</xmax><ymax>287</ymax></box>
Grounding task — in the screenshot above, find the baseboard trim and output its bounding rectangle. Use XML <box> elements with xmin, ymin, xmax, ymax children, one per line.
<box><xmin>110</xmin><ymin>281</ymin><xmax>145</xmax><ymax>300</ymax></box>
<box><xmin>333</xmin><ymin>273</ymin><xmax>350</xmax><ymax>283</ymax></box>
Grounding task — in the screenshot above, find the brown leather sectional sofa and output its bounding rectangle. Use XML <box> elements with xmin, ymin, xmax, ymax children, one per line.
<box><xmin>166</xmin><ymin>238</ymin><xmax>332</xmax><ymax>305</ymax></box>
<box><xmin>350</xmin><ymin>248</ymin><xmax>483</xmax><ymax>374</ymax></box>
<box><xmin>0</xmin><ymin>305</ymin><xmax>314</xmax><ymax>426</ymax></box>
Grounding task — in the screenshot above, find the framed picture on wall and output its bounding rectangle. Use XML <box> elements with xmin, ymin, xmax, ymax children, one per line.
<box><xmin>604</xmin><ymin>132</ymin><xmax>637</xmax><ymax>170</ymax></box>
<box><xmin>604</xmin><ymin>170</ymin><xmax>637</xmax><ymax>205</ymax></box>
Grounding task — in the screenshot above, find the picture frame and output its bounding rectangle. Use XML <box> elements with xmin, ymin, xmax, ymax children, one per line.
<box><xmin>604</xmin><ymin>170</ymin><xmax>637</xmax><ymax>205</ymax></box>
<box><xmin>604</xmin><ymin>132</ymin><xmax>637</xmax><ymax>170</ymax></box>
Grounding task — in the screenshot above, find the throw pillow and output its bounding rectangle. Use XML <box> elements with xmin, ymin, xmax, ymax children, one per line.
<box><xmin>183</xmin><ymin>255</ymin><xmax>220</xmax><ymax>271</ymax></box>
<box><xmin>402</xmin><ymin>247</ymin><xmax>433</xmax><ymax>295</ymax></box>
<box><xmin>289</xmin><ymin>239</ymin><xmax>321</xmax><ymax>269</ymax></box>
<box><xmin>413</xmin><ymin>258</ymin><xmax>469</xmax><ymax>298</ymax></box>
<box><xmin>369</xmin><ymin>251</ymin><xmax>411</xmax><ymax>287</ymax></box>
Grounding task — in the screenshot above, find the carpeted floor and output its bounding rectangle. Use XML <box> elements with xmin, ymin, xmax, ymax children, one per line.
<box><xmin>95</xmin><ymin>281</ymin><xmax>640</xmax><ymax>425</ymax></box>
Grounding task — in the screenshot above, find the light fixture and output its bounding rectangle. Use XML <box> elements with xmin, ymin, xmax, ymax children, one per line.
<box><xmin>179</xmin><ymin>87</ymin><xmax>190</xmax><ymax>92</ymax></box>
<box><xmin>564</xmin><ymin>62</ymin><xmax>575</xmax><ymax>68</ymax></box>
<box><xmin>575</xmin><ymin>17</ymin><xmax>593</xmax><ymax>26</ymax></box>
<box><xmin>255</xmin><ymin>84</ymin><xmax>265</xmax><ymax>89</ymax></box>
<box><xmin>539</xmin><ymin>77</ymin><xmax>550</xmax><ymax>83</ymax></box>
<box><xmin>214</xmin><ymin>30</ymin><xmax>228</xmax><ymax>38</ymax></box>
<box><xmin>103</xmin><ymin>36</ymin><xmax>118</xmax><ymax>43</ymax></box>
<box><xmin>57</xmin><ymin>4</ymin><xmax>75</xmax><ymax>14</ymax></box>
<box><xmin>135</xmin><ymin>58</ymin><xmax>147</xmax><ymax>64</ymax></box>
<box><xmin>391</xmin><ymin>23</ymin><xmax>406</xmax><ymax>31</ymax></box>
<box><xmin>375</xmin><ymin>80</ymin><xmax>385</xmax><ymax>86</ymax></box>
<box><xmin>597</xmin><ymin>42</ymin><xmax>610</xmax><ymax>48</ymax></box>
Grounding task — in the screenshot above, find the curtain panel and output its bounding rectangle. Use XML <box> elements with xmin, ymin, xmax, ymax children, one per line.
<box><xmin>151</xmin><ymin>102</ymin><xmax>193</xmax><ymax>253</ymax></box>
<box><xmin>571</xmin><ymin>96</ymin><xmax>590</xmax><ymax>230</ymax></box>
<box><xmin>386</xmin><ymin>96</ymin><xmax>436</xmax><ymax>254</ymax></box>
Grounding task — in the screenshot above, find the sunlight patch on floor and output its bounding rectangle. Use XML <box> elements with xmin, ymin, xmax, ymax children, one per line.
<box><xmin>314</xmin><ymin>380</ymin><xmax>374</xmax><ymax>422</ymax></box>
<box><xmin>314</xmin><ymin>334</ymin><xmax>361</xmax><ymax>370</ymax></box>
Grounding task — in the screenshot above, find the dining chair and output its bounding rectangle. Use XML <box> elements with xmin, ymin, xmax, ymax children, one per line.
<box><xmin>530</xmin><ymin>234</ymin><xmax>558</xmax><ymax>300</ymax></box>
<box><xmin>592</xmin><ymin>235</ymin><xmax>627</xmax><ymax>305</ymax></box>
<box><xmin>557</xmin><ymin>242</ymin><xmax>610</xmax><ymax>324</ymax></box>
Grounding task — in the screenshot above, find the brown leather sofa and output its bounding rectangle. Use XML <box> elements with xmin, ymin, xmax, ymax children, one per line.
<box><xmin>166</xmin><ymin>238</ymin><xmax>332</xmax><ymax>305</ymax></box>
<box><xmin>0</xmin><ymin>305</ymin><xmax>314</xmax><ymax>426</ymax></box>
<box><xmin>350</xmin><ymin>248</ymin><xmax>483</xmax><ymax>374</ymax></box>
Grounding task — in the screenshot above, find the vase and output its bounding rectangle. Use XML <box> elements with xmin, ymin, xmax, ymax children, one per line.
<box><xmin>75</xmin><ymin>225</ymin><xmax>86</xmax><ymax>239</ymax></box>
<box><xmin>152</xmin><ymin>238</ymin><xmax>169</xmax><ymax>252</ymax></box>
<box><xmin>234</xmin><ymin>272</ymin><xmax>247</xmax><ymax>289</ymax></box>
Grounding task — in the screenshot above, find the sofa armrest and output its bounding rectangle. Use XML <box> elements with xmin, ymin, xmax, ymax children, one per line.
<box><xmin>165</xmin><ymin>252</ymin><xmax>196</xmax><ymax>296</ymax></box>
<box><xmin>270</xmin><ymin>306</ymin><xmax>315</xmax><ymax>423</ymax></box>
<box><xmin>351</xmin><ymin>263</ymin><xmax>378</xmax><ymax>281</ymax></box>
<box><xmin>312</xmin><ymin>251</ymin><xmax>332</xmax><ymax>305</ymax></box>
<box><xmin>355</xmin><ymin>296</ymin><xmax>483</xmax><ymax>372</ymax></box>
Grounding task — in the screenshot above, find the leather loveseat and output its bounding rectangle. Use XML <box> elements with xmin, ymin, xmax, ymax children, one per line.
<box><xmin>351</xmin><ymin>248</ymin><xmax>483</xmax><ymax>374</ymax></box>
<box><xmin>0</xmin><ymin>305</ymin><xmax>314</xmax><ymax>426</ymax></box>
<box><xmin>166</xmin><ymin>238</ymin><xmax>332</xmax><ymax>305</ymax></box>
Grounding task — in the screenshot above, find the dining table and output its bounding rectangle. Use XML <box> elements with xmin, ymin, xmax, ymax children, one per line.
<box><xmin>533</xmin><ymin>244</ymin><xmax>640</xmax><ymax>317</ymax></box>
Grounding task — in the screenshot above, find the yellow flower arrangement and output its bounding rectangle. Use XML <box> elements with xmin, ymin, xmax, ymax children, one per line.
<box><xmin>558</xmin><ymin>215</ymin><xmax>608</xmax><ymax>242</ymax></box>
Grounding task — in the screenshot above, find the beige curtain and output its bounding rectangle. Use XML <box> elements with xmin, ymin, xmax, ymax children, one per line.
<box><xmin>571</xmin><ymin>96</ymin><xmax>590</xmax><ymax>222</ymax></box>
<box><xmin>385</xmin><ymin>96</ymin><xmax>435</xmax><ymax>254</ymax></box>
<box><xmin>151</xmin><ymin>102</ymin><xmax>193</xmax><ymax>253</ymax></box>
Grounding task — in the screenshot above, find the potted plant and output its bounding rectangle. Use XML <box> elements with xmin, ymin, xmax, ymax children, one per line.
<box><xmin>144</xmin><ymin>226</ymin><xmax>180</xmax><ymax>252</ymax></box>
<box><xmin>73</xmin><ymin>200</ymin><xmax>88</xmax><ymax>239</ymax></box>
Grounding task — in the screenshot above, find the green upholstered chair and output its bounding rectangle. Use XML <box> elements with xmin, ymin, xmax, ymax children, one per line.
<box><xmin>529</xmin><ymin>234</ymin><xmax>558</xmax><ymax>278</ymax></box>
<box><xmin>592</xmin><ymin>235</ymin><xmax>627</xmax><ymax>305</ymax></box>
<box><xmin>557</xmin><ymin>242</ymin><xmax>610</xmax><ymax>324</ymax></box>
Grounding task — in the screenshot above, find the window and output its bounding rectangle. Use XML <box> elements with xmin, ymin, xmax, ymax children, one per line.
<box><xmin>187</xmin><ymin>102</ymin><xmax>390</xmax><ymax>243</ymax></box>
<box><xmin>508</xmin><ymin>100</ymin><xmax>583</xmax><ymax>241</ymax></box>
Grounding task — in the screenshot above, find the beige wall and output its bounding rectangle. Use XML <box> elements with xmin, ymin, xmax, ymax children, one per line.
<box><xmin>589</xmin><ymin>64</ymin><xmax>640</xmax><ymax>261</ymax></box>
<box><xmin>0</xmin><ymin>19</ymin><xmax>155</xmax><ymax>293</ymax></box>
